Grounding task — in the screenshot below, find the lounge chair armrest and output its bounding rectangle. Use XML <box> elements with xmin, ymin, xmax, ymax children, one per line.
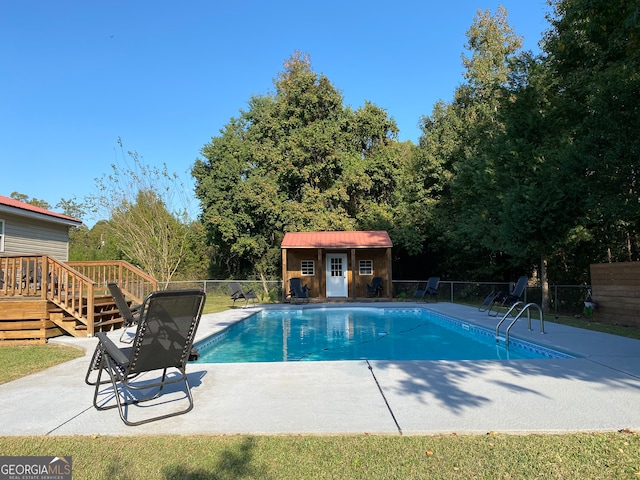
<box><xmin>96</xmin><ymin>332</ymin><xmax>130</xmax><ymax>366</ymax></box>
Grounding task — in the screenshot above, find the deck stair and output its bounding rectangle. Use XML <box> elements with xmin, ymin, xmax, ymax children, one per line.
<box><xmin>0</xmin><ymin>255</ymin><xmax>157</xmax><ymax>344</ymax></box>
<box><xmin>47</xmin><ymin>294</ymin><xmax>129</xmax><ymax>337</ymax></box>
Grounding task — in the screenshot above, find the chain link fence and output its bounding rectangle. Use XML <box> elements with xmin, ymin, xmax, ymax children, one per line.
<box><xmin>166</xmin><ymin>280</ymin><xmax>284</xmax><ymax>303</ymax></box>
<box><xmin>165</xmin><ymin>279</ymin><xmax>589</xmax><ymax>316</ymax></box>
<box><xmin>393</xmin><ymin>281</ymin><xmax>590</xmax><ymax>316</ymax></box>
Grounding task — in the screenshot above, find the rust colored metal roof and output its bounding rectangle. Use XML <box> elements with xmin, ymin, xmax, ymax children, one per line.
<box><xmin>281</xmin><ymin>231</ymin><xmax>392</xmax><ymax>249</ymax></box>
<box><xmin>0</xmin><ymin>195</ymin><xmax>82</xmax><ymax>225</ymax></box>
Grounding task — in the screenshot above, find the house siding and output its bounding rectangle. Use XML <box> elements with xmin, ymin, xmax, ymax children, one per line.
<box><xmin>1</xmin><ymin>212</ymin><xmax>70</xmax><ymax>261</ymax></box>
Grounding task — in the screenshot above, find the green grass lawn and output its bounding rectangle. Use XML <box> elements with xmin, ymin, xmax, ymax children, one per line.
<box><xmin>1</xmin><ymin>300</ymin><xmax>639</xmax><ymax>479</ymax></box>
<box><xmin>0</xmin><ymin>343</ymin><xmax>84</xmax><ymax>385</ymax></box>
<box><xmin>202</xmin><ymin>294</ymin><xmax>238</xmax><ymax>314</ymax></box>
<box><xmin>550</xmin><ymin>314</ymin><xmax>640</xmax><ymax>340</ymax></box>
<box><xmin>0</xmin><ymin>432</ymin><xmax>638</xmax><ymax>479</ymax></box>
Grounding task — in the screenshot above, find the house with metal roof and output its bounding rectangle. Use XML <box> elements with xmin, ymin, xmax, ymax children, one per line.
<box><xmin>281</xmin><ymin>230</ymin><xmax>393</xmax><ymax>300</ymax></box>
<box><xmin>0</xmin><ymin>195</ymin><xmax>161</xmax><ymax>344</ymax></box>
<box><xmin>0</xmin><ymin>195</ymin><xmax>82</xmax><ymax>261</ymax></box>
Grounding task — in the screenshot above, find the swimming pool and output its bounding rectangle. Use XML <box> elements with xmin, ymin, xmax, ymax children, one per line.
<box><xmin>194</xmin><ymin>307</ymin><xmax>572</xmax><ymax>363</ymax></box>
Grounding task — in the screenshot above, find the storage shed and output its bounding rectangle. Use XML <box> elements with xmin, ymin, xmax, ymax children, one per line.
<box><xmin>281</xmin><ymin>231</ymin><xmax>393</xmax><ymax>300</ymax></box>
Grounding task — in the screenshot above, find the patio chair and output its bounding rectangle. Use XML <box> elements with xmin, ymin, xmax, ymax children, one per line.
<box><xmin>488</xmin><ymin>275</ymin><xmax>528</xmax><ymax>316</ymax></box>
<box><xmin>366</xmin><ymin>277</ymin><xmax>383</xmax><ymax>297</ymax></box>
<box><xmin>20</xmin><ymin>261</ymin><xmax>42</xmax><ymax>290</ymax></box>
<box><xmin>288</xmin><ymin>277</ymin><xmax>310</xmax><ymax>303</ymax></box>
<box><xmin>86</xmin><ymin>289</ymin><xmax>206</xmax><ymax>426</ymax></box>
<box><xmin>229</xmin><ymin>282</ymin><xmax>258</xmax><ymax>308</ymax></box>
<box><xmin>413</xmin><ymin>277</ymin><xmax>440</xmax><ymax>302</ymax></box>
<box><xmin>108</xmin><ymin>282</ymin><xmax>142</xmax><ymax>343</ymax></box>
<box><xmin>478</xmin><ymin>289</ymin><xmax>503</xmax><ymax>312</ymax></box>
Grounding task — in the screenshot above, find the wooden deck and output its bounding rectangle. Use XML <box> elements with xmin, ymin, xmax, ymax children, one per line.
<box><xmin>0</xmin><ymin>256</ymin><xmax>158</xmax><ymax>344</ymax></box>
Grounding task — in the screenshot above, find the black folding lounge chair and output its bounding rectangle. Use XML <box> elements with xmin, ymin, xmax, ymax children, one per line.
<box><xmin>366</xmin><ymin>277</ymin><xmax>384</xmax><ymax>297</ymax></box>
<box><xmin>288</xmin><ymin>277</ymin><xmax>310</xmax><ymax>303</ymax></box>
<box><xmin>478</xmin><ymin>289</ymin><xmax>502</xmax><ymax>312</ymax></box>
<box><xmin>108</xmin><ymin>282</ymin><xmax>142</xmax><ymax>343</ymax></box>
<box><xmin>229</xmin><ymin>282</ymin><xmax>258</xmax><ymax>308</ymax></box>
<box><xmin>85</xmin><ymin>289</ymin><xmax>205</xmax><ymax>426</ymax></box>
<box><xmin>488</xmin><ymin>275</ymin><xmax>528</xmax><ymax>316</ymax></box>
<box><xmin>414</xmin><ymin>277</ymin><xmax>440</xmax><ymax>302</ymax></box>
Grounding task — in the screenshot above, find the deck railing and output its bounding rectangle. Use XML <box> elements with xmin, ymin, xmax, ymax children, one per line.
<box><xmin>0</xmin><ymin>255</ymin><xmax>95</xmax><ymax>335</ymax></box>
<box><xmin>0</xmin><ymin>255</ymin><xmax>44</xmax><ymax>298</ymax></box>
<box><xmin>46</xmin><ymin>256</ymin><xmax>96</xmax><ymax>335</ymax></box>
<box><xmin>1</xmin><ymin>256</ymin><xmax>158</xmax><ymax>337</ymax></box>
<box><xmin>67</xmin><ymin>260</ymin><xmax>158</xmax><ymax>304</ymax></box>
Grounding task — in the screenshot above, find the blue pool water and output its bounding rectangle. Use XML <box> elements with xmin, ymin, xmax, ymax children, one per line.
<box><xmin>194</xmin><ymin>307</ymin><xmax>570</xmax><ymax>363</ymax></box>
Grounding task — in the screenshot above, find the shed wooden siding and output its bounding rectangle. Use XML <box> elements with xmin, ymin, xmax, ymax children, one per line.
<box><xmin>353</xmin><ymin>249</ymin><xmax>390</xmax><ymax>297</ymax></box>
<box><xmin>281</xmin><ymin>231</ymin><xmax>393</xmax><ymax>299</ymax></box>
<box><xmin>590</xmin><ymin>262</ymin><xmax>640</xmax><ymax>328</ymax></box>
<box><xmin>285</xmin><ymin>249</ymin><xmax>321</xmax><ymax>296</ymax></box>
<box><xmin>1</xmin><ymin>212</ymin><xmax>71</xmax><ymax>261</ymax></box>
<box><xmin>285</xmin><ymin>248</ymin><xmax>390</xmax><ymax>297</ymax></box>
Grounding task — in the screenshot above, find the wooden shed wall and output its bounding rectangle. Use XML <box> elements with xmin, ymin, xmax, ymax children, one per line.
<box><xmin>284</xmin><ymin>248</ymin><xmax>391</xmax><ymax>298</ymax></box>
<box><xmin>1</xmin><ymin>212</ymin><xmax>70</xmax><ymax>261</ymax></box>
<box><xmin>353</xmin><ymin>249</ymin><xmax>389</xmax><ymax>297</ymax></box>
<box><xmin>285</xmin><ymin>249</ymin><xmax>320</xmax><ymax>296</ymax></box>
<box><xmin>590</xmin><ymin>262</ymin><xmax>640</xmax><ymax>327</ymax></box>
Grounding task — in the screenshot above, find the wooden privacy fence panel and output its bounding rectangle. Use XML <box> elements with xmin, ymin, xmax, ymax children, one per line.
<box><xmin>590</xmin><ymin>262</ymin><xmax>640</xmax><ymax>327</ymax></box>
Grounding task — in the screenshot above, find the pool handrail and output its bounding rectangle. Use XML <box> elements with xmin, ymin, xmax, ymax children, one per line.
<box><xmin>495</xmin><ymin>301</ymin><xmax>524</xmax><ymax>343</ymax></box>
<box><xmin>496</xmin><ymin>302</ymin><xmax>545</xmax><ymax>347</ymax></box>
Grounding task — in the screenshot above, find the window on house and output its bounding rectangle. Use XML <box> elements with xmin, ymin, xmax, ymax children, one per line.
<box><xmin>301</xmin><ymin>260</ymin><xmax>315</xmax><ymax>276</ymax></box>
<box><xmin>359</xmin><ymin>260</ymin><xmax>373</xmax><ymax>275</ymax></box>
<box><xmin>0</xmin><ymin>219</ymin><xmax>4</xmax><ymax>252</ymax></box>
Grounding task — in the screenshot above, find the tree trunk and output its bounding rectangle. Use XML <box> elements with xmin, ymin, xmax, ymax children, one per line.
<box><xmin>259</xmin><ymin>271</ymin><xmax>270</xmax><ymax>299</ymax></box>
<box><xmin>540</xmin><ymin>253</ymin><xmax>550</xmax><ymax>313</ymax></box>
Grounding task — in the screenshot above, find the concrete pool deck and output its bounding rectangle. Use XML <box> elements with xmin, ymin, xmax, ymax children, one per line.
<box><xmin>1</xmin><ymin>302</ymin><xmax>640</xmax><ymax>436</ymax></box>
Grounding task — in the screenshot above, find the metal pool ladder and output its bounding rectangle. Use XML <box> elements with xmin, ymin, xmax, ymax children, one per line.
<box><xmin>495</xmin><ymin>302</ymin><xmax>545</xmax><ymax>347</ymax></box>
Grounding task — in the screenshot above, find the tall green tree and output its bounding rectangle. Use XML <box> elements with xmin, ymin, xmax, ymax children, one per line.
<box><xmin>91</xmin><ymin>140</ymin><xmax>196</xmax><ymax>287</ymax></box>
<box><xmin>543</xmin><ymin>0</ymin><xmax>640</xmax><ymax>263</ymax></box>
<box><xmin>10</xmin><ymin>192</ymin><xmax>51</xmax><ymax>210</ymax></box>
<box><xmin>417</xmin><ymin>0</ymin><xmax>639</xmax><ymax>299</ymax></box>
<box><xmin>193</xmin><ymin>52</ymin><xmax>401</xmax><ymax>281</ymax></box>
<box><xmin>485</xmin><ymin>52</ymin><xmax>580</xmax><ymax>307</ymax></box>
<box><xmin>419</xmin><ymin>7</ymin><xmax>525</xmax><ymax>280</ymax></box>
<box><xmin>56</xmin><ymin>196</ymin><xmax>89</xmax><ymax>221</ymax></box>
<box><xmin>68</xmin><ymin>220</ymin><xmax>123</xmax><ymax>262</ymax></box>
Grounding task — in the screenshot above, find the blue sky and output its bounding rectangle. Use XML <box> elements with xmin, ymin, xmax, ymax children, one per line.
<box><xmin>1</xmin><ymin>0</ymin><xmax>550</xmax><ymax>224</ymax></box>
